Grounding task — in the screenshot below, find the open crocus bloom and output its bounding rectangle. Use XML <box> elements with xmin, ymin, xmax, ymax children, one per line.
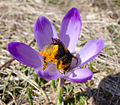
<box><xmin>7</xmin><ymin>8</ymin><xmax>104</xmax><ymax>83</ymax></box>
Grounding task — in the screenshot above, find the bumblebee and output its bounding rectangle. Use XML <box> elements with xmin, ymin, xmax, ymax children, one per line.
<box><xmin>40</xmin><ymin>38</ymin><xmax>78</xmax><ymax>74</ymax></box>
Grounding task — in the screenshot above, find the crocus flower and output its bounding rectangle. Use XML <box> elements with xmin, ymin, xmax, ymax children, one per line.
<box><xmin>7</xmin><ymin>8</ymin><xmax>104</xmax><ymax>83</ymax></box>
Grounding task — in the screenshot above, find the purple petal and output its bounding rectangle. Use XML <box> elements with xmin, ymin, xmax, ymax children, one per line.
<box><xmin>7</xmin><ymin>42</ymin><xmax>43</xmax><ymax>68</ymax></box>
<box><xmin>34</xmin><ymin>16</ymin><xmax>58</xmax><ymax>50</ymax></box>
<box><xmin>64</xmin><ymin>68</ymin><xmax>93</xmax><ymax>83</ymax></box>
<box><xmin>35</xmin><ymin>63</ymin><xmax>62</xmax><ymax>80</ymax></box>
<box><xmin>77</xmin><ymin>39</ymin><xmax>104</xmax><ymax>66</ymax></box>
<box><xmin>59</xmin><ymin>8</ymin><xmax>81</xmax><ymax>53</ymax></box>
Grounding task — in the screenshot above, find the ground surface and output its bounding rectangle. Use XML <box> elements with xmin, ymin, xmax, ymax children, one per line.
<box><xmin>0</xmin><ymin>0</ymin><xmax>120</xmax><ymax>105</ymax></box>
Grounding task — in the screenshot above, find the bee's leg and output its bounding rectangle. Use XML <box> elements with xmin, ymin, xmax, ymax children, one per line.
<box><xmin>58</xmin><ymin>70</ymin><xmax>64</xmax><ymax>75</ymax></box>
<box><xmin>72</xmin><ymin>56</ymin><xmax>78</xmax><ymax>65</ymax></box>
<box><xmin>57</xmin><ymin>69</ymin><xmax>64</xmax><ymax>74</ymax></box>
<box><xmin>42</xmin><ymin>57</ymin><xmax>48</xmax><ymax>70</ymax></box>
<box><xmin>63</xmin><ymin>65</ymin><xmax>70</xmax><ymax>74</ymax></box>
<box><xmin>56</xmin><ymin>60</ymin><xmax>64</xmax><ymax>74</ymax></box>
<box><xmin>63</xmin><ymin>70</ymin><xmax>66</xmax><ymax>74</ymax></box>
<box><xmin>57</xmin><ymin>60</ymin><xmax>60</xmax><ymax>69</ymax></box>
<box><xmin>42</xmin><ymin>62</ymin><xmax>48</xmax><ymax>70</ymax></box>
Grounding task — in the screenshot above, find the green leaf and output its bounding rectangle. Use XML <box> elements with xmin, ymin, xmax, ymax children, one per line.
<box><xmin>79</xmin><ymin>96</ymin><xmax>85</xmax><ymax>105</ymax></box>
<box><xmin>26</xmin><ymin>88</ymin><xmax>33</xmax><ymax>105</ymax></box>
<box><xmin>58</xmin><ymin>88</ymin><xmax>62</xmax><ymax>103</ymax></box>
<box><xmin>51</xmin><ymin>80</ymin><xmax>55</xmax><ymax>89</ymax></box>
<box><xmin>89</xmin><ymin>62</ymin><xmax>97</xmax><ymax>73</ymax></box>
<box><xmin>74</xmin><ymin>93</ymin><xmax>77</xmax><ymax>104</ymax></box>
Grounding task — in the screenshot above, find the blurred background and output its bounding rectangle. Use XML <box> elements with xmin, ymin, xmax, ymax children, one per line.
<box><xmin>0</xmin><ymin>0</ymin><xmax>120</xmax><ymax>105</ymax></box>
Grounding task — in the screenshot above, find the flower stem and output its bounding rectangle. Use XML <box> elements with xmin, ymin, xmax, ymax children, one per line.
<box><xmin>56</xmin><ymin>78</ymin><xmax>64</xmax><ymax>105</ymax></box>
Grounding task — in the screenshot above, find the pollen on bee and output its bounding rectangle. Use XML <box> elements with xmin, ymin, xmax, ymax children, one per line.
<box><xmin>40</xmin><ymin>44</ymin><xmax>59</xmax><ymax>70</ymax></box>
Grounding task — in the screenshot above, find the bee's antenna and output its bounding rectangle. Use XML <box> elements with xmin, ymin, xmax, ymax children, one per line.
<box><xmin>52</xmin><ymin>37</ymin><xmax>54</xmax><ymax>43</ymax></box>
<box><xmin>52</xmin><ymin>37</ymin><xmax>57</xmax><ymax>43</ymax></box>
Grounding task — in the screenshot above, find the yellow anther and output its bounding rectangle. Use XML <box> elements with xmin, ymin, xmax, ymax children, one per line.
<box><xmin>52</xmin><ymin>45</ymin><xmax>58</xmax><ymax>52</ymax></box>
<box><xmin>40</xmin><ymin>45</ymin><xmax>59</xmax><ymax>71</ymax></box>
<box><xmin>40</xmin><ymin>52</ymin><xmax>48</xmax><ymax>57</ymax></box>
<box><xmin>51</xmin><ymin>45</ymin><xmax>58</xmax><ymax>57</ymax></box>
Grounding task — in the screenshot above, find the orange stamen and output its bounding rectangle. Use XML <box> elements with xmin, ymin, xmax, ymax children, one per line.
<box><xmin>40</xmin><ymin>45</ymin><xmax>59</xmax><ymax>70</ymax></box>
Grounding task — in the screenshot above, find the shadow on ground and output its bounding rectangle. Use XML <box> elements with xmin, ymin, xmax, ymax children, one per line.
<box><xmin>64</xmin><ymin>73</ymin><xmax>120</xmax><ymax>105</ymax></box>
<box><xmin>92</xmin><ymin>73</ymin><xmax>120</xmax><ymax>105</ymax></box>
